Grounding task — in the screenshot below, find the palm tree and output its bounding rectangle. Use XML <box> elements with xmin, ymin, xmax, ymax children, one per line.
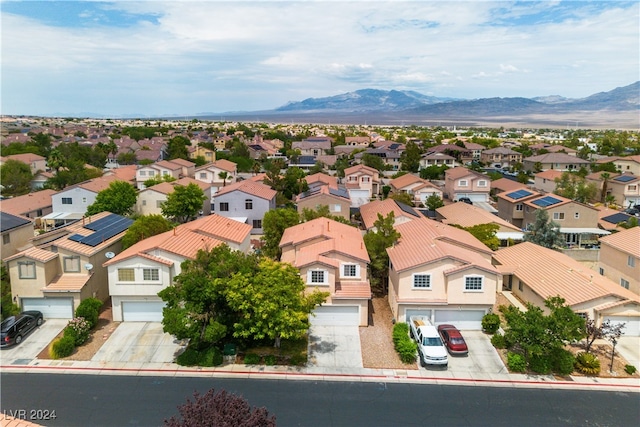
<box><xmin>600</xmin><ymin>172</ymin><xmax>610</xmax><ymax>203</ymax></box>
<box><xmin>218</xmin><ymin>171</ymin><xmax>229</xmax><ymax>187</ymax></box>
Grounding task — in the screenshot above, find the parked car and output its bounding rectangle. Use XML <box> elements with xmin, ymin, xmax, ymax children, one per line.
<box><xmin>458</xmin><ymin>197</ymin><xmax>473</xmax><ymax>205</ymax></box>
<box><xmin>1</xmin><ymin>311</ymin><xmax>43</xmax><ymax>348</ymax></box>
<box><xmin>437</xmin><ymin>324</ymin><xmax>469</xmax><ymax>355</ymax></box>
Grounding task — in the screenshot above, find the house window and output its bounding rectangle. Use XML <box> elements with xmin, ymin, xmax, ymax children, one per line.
<box><xmin>332</xmin><ymin>204</ymin><xmax>342</xmax><ymax>213</ymax></box>
<box><xmin>156</xmin><ymin>201</ymin><xmax>163</xmax><ymax>208</ymax></box>
<box><xmin>63</xmin><ymin>256</ymin><xmax>81</xmax><ymax>272</ymax></box>
<box><xmin>599</xmin><ymin>267</ymin><xmax>604</xmax><ymax>275</ymax></box>
<box><xmin>518</xmin><ymin>281</ymin><xmax>523</xmax><ymax>292</ymax></box>
<box><xmin>628</xmin><ymin>185</ymin><xmax>637</xmax><ymax>191</ymax></box>
<box><xmin>574</xmin><ymin>212</ymin><xmax>580</xmax><ymax>219</ymax></box>
<box><xmin>162</xmin><ymin>171</ymin><xmax>169</xmax><ymax>176</ymax></box>
<box><xmin>62</xmin><ymin>197</ymin><xmax>72</xmax><ymax>205</ymax></box>
<box><xmin>37</xmin><ymin>209</ymin><xmax>43</xmax><ymax>216</ymax></box>
<box><xmin>620</xmin><ymin>278</ymin><xmax>630</xmax><ymax>289</ymax></box>
<box><xmin>464</xmin><ymin>276</ymin><xmax>483</xmax><ymax>291</ymax></box>
<box><xmin>553</xmin><ymin>212</ymin><xmax>565</xmax><ymax>220</ymax></box>
<box><xmin>628</xmin><ymin>256</ymin><xmax>635</xmax><ymax>267</ymax></box>
<box><xmin>220</xmin><ymin>202</ymin><xmax>229</xmax><ymax>212</ymax></box>
<box><xmin>477</xmin><ymin>180</ymin><xmax>487</xmax><ymax>187</ymax></box>
<box><xmin>148</xmin><ymin>171</ymin><xmax>155</xmax><ymax>176</ymax></box>
<box><xmin>515</xmin><ymin>204</ymin><xmax>523</xmax><ymax>212</ymax></box>
<box><xmin>118</xmin><ymin>268</ymin><xmax>135</xmax><ymax>282</ymax></box>
<box><xmin>200</xmin><ymin>172</ymin><xmax>207</xmax><ymax>179</ymax></box>
<box><xmin>459</xmin><ymin>180</ymin><xmax>468</xmax><ymax>187</ymax></box>
<box><xmin>308</xmin><ymin>270</ymin><xmax>327</xmax><ymax>285</ymax></box>
<box><xmin>342</xmin><ymin>264</ymin><xmax>359</xmax><ymax>278</ymax></box>
<box><xmin>252</xmin><ymin>219</ymin><xmax>262</xmax><ymax>229</ymax></box>
<box><xmin>143</xmin><ymin>268</ymin><xmax>159</xmax><ymax>281</ymax></box>
<box><xmin>2</xmin><ymin>234</ymin><xmax>10</xmax><ymax>245</ymax></box>
<box><xmin>18</xmin><ymin>261</ymin><xmax>36</xmax><ymax>279</ymax></box>
<box><xmin>142</xmin><ymin>200</ymin><xmax>147</xmax><ymax>206</ymax></box>
<box><xmin>413</xmin><ymin>274</ymin><xmax>431</xmax><ymax>289</ymax></box>
<box><xmin>82</xmin><ymin>197</ymin><xmax>87</xmax><ymax>204</ymax></box>
<box><xmin>362</xmin><ymin>177</ymin><xmax>370</xmax><ymax>183</ymax></box>
<box><xmin>140</xmin><ymin>171</ymin><xmax>146</xmax><ymax>176</ymax></box>
<box><xmin>245</xmin><ymin>199</ymin><xmax>253</xmax><ymax>210</ymax></box>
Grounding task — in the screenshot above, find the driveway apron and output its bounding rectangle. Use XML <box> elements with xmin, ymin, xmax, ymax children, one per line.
<box><xmin>0</xmin><ymin>319</ymin><xmax>67</xmax><ymax>364</ymax></box>
<box><xmin>308</xmin><ymin>325</ymin><xmax>362</xmax><ymax>369</ymax></box>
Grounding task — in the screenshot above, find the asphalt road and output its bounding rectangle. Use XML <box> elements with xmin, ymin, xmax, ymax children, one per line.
<box><xmin>1</xmin><ymin>373</ymin><xmax>638</xmax><ymax>427</ymax></box>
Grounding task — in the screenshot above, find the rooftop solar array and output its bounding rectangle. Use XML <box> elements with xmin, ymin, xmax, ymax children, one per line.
<box><xmin>531</xmin><ymin>196</ymin><xmax>563</xmax><ymax>207</ymax></box>
<box><xmin>506</xmin><ymin>189</ymin><xmax>533</xmax><ymax>200</ymax></box>
<box><xmin>328</xmin><ymin>188</ymin><xmax>350</xmax><ymax>199</ymax></box>
<box><xmin>613</xmin><ymin>175</ymin><xmax>636</xmax><ymax>183</ymax></box>
<box><xmin>67</xmin><ymin>214</ymin><xmax>133</xmax><ymax>247</ymax></box>
<box><xmin>602</xmin><ymin>213</ymin><xmax>631</xmax><ymax>224</ymax></box>
<box><xmin>395</xmin><ymin>200</ymin><xmax>420</xmax><ymax>217</ymax></box>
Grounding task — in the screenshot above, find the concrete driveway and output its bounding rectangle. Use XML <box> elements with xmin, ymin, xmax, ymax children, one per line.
<box><xmin>0</xmin><ymin>319</ymin><xmax>67</xmax><ymax>364</ymax></box>
<box><xmin>308</xmin><ymin>325</ymin><xmax>362</xmax><ymax>369</ymax></box>
<box><xmin>617</xmin><ymin>336</ymin><xmax>640</xmax><ymax>369</ymax></box>
<box><xmin>420</xmin><ymin>330</ymin><xmax>507</xmax><ymax>374</ymax></box>
<box><xmin>91</xmin><ymin>322</ymin><xmax>185</xmax><ymax>363</ymax></box>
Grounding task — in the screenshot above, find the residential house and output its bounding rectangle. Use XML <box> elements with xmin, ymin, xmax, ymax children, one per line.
<box><xmin>598</xmin><ymin>227</ymin><xmax>640</xmax><ymax>296</ymax></box>
<box><xmin>444</xmin><ymin>167</ymin><xmax>490</xmax><ymax>203</ymax></box>
<box><xmin>0</xmin><ymin>153</ymin><xmax>47</xmax><ymax>175</ymax></box>
<box><xmin>345</xmin><ymin>136</ymin><xmax>371</xmax><ymax>146</ymax></box>
<box><xmin>279</xmin><ymin>218</ymin><xmax>371</xmax><ymax>326</ymax></box>
<box><xmin>292</xmin><ymin>137</ymin><xmax>332</xmax><ymax>157</ymax></box>
<box><xmin>463</xmin><ymin>142</ymin><xmax>485</xmax><ymax>161</ymax></box>
<box><xmin>480</xmin><ymin>147</ymin><xmax>522</xmax><ymax>169</ymax></box>
<box><xmin>354</xmin><ymin>148</ymin><xmax>401</xmax><ymax>171</ymax></box>
<box><xmin>597</xmin><ymin>208</ymin><xmax>635</xmax><ymax>232</ymax></box>
<box><xmin>386</xmin><ymin>217</ymin><xmax>500</xmax><ymax>328</ymax></box>
<box><xmin>343</xmin><ymin>164</ymin><xmax>381</xmax><ymax>207</ymax></box>
<box><xmin>4</xmin><ymin>212</ymin><xmax>133</xmax><ymax>318</ymax></box>
<box><xmin>389</xmin><ymin>173</ymin><xmax>443</xmax><ymax>206</ymax></box>
<box><xmin>188</xmin><ymin>144</ymin><xmax>216</xmax><ymax>164</ymax></box>
<box><xmin>213</xmin><ymin>180</ymin><xmax>277</xmax><ymax>234</ymax></box>
<box><xmin>0</xmin><ymin>212</ymin><xmax>34</xmax><ymax>259</ymax></box>
<box><xmin>425</xmin><ymin>144</ymin><xmax>474</xmax><ymax>165</ymax></box>
<box><xmin>522</xmin><ymin>153</ymin><xmax>590</xmax><ymax>173</ymax></box>
<box><xmin>102</xmin><ymin>164</ymin><xmax>137</xmax><ymax>185</ymax></box>
<box><xmin>136</xmin><ymin>177</ymin><xmax>214</xmax><ymax>217</ymax></box>
<box><xmin>495</xmin><ymin>188</ymin><xmax>541</xmax><ymax>229</ymax></box>
<box><xmin>490</xmin><ymin>178</ymin><xmax>527</xmax><ymax>198</ymax></box>
<box><xmin>194</xmin><ymin>159</ymin><xmax>238</xmax><ymax>188</ymax></box>
<box><xmin>532</xmin><ymin>169</ymin><xmax>564</xmax><ymax>193</ymax></box>
<box><xmin>0</xmin><ymin>189</ymin><xmax>55</xmax><ymax>228</ymax></box>
<box><xmin>135</xmin><ymin>160</ymin><xmax>184</xmax><ymax>190</ymax></box>
<box><xmin>305</xmin><ymin>172</ymin><xmax>338</xmax><ymax>189</ymax></box>
<box><xmin>359</xmin><ymin>198</ymin><xmax>422</xmax><ymax>231</ymax></box>
<box><xmin>296</xmin><ymin>186</ymin><xmax>351</xmax><ymax>221</ymax></box>
<box><xmin>436</xmin><ymin>202</ymin><xmax>524</xmax><ymax>245</ymax></box>
<box><xmin>168</xmin><ymin>158</ymin><xmax>196</xmax><ymax>179</ymax></box>
<box><xmin>420</xmin><ymin>152</ymin><xmax>457</xmax><ymax>169</ymax></box>
<box><xmin>493</xmin><ymin>242</ymin><xmax>640</xmax><ymax>336</ymax></box>
<box><xmin>30</xmin><ymin>171</ymin><xmax>54</xmax><ymax>190</ymax></box>
<box><xmin>596</xmin><ymin>155</ymin><xmax>640</xmax><ymax>176</ymax></box>
<box><xmin>104</xmin><ymin>215</ymin><xmax>252</xmax><ymax>321</ymax></box>
<box><xmin>545</xmin><ymin>145</ymin><xmax>578</xmax><ymax>156</ymax></box>
<box><xmin>586</xmin><ymin>172</ymin><xmax>640</xmax><ymax>208</ymax></box>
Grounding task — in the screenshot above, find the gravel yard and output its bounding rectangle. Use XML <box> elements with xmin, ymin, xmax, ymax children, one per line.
<box><xmin>359</xmin><ymin>297</ymin><xmax>416</xmax><ymax>370</ymax></box>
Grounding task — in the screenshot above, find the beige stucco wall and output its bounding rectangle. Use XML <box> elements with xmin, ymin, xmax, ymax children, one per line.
<box><xmin>296</xmin><ymin>195</ymin><xmax>351</xmax><ymax>220</ymax></box>
<box><xmin>1</xmin><ymin>224</ymin><xmax>35</xmax><ymax>260</ymax></box>
<box><xmin>599</xmin><ymin>244</ymin><xmax>640</xmax><ymax>296</ymax></box>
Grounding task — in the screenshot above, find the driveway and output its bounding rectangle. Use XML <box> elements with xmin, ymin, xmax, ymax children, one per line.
<box><xmin>617</xmin><ymin>336</ymin><xmax>640</xmax><ymax>369</ymax></box>
<box><xmin>420</xmin><ymin>330</ymin><xmax>507</xmax><ymax>374</ymax></box>
<box><xmin>308</xmin><ymin>325</ymin><xmax>362</xmax><ymax>369</ymax></box>
<box><xmin>0</xmin><ymin>319</ymin><xmax>67</xmax><ymax>364</ymax></box>
<box><xmin>91</xmin><ymin>322</ymin><xmax>185</xmax><ymax>363</ymax></box>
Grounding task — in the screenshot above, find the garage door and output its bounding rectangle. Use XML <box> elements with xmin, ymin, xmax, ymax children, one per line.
<box><xmin>348</xmin><ymin>189</ymin><xmax>370</xmax><ymax>207</ymax></box>
<box><xmin>434</xmin><ymin>309</ymin><xmax>485</xmax><ymax>330</ymax></box>
<box><xmin>604</xmin><ymin>316</ymin><xmax>640</xmax><ymax>337</ymax></box>
<box><xmin>21</xmin><ymin>298</ymin><xmax>74</xmax><ymax>319</ymax></box>
<box><xmin>457</xmin><ymin>193</ymin><xmax>487</xmax><ymax>203</ymax></box>
<box><xmin>404</xmin><ymin>309</ymin><xmax>432</xmax><ymax>324</ymax></box>
<box><xmin>122</xmin><ymin>301</ymin><xmax>166</xmax><ymax>322</ymax></box>
<box><xmin>311</xmin><ymin>305</ymin><xmax>359</xmax><ymax>326</ymax></box>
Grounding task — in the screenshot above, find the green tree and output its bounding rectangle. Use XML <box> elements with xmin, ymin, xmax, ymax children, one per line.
<box><xmin>554</xmin><ymin>172</ymin><xmax>597</xmax><ymax>203</ymax></box>
<box><xmin>300</xmin><ymin>205</ymin><xmax>352</xmax><ymax>225</ymax></box>
<box><xmin>86</xmin><ymin>181</ymin><xmax>138</xmax><ymax>216</ymax></box>
<box><xmin>425</xmin><ymin>194</ymin><xmax>444</xmax><ymax>211</ymax></box>
<box><xmin>225</xmin><ymin>259</ymin><xmax>329</xmax><ymax>348</ymax></box>
<box><xmin>361</xmin><ymin>153</ymin><xmax>386</xmax><ymax>173</ymax></box>
<box><xmin>389</xmin><ymin>192</ymin><xmax>414</xmax><ymax>207</ymax></box>
<box><xmin>143</xmin><ymin>174</ymin><xmax>176</xmax><ymax>188</ymax></box>
<box><xmin>218</xmin><ymin>171</ymin><xmax>230</xmax><ymax>187</ymax></box>
<box><xmin>47</xmin><ymin>148</ymin><xmax>65</xmax><ymax>174</ymax></box>
<box><xmin>599</xmin><ymin>172</ymin><xmax>610</xmax><ymax>203</ymax></box>
<box><xmin>0</xmin><ymin>159</ymin><xmax>33</xmax><ymax>196</ymax></box>
<box><xmin>462</xmin><ymin>223</ymin><xmax>500</xmax><ymax>250</ymax></box>
<box><xmin>419</xmin><ymin>164</ymin><xmax>448</xmax><ymax>180</ymax></box>
<box><xmin>261</xmin><ymin>208</ymin><xmax>300</xmax><ymax>259</ymax></box>
<box><xmin>1</xmin><ymin>263</ymin><xmax>20</xmax><ymax>321</ymax></box>
<box><xmin>363</xmin><ymin>212</ymin><xmax>401</xmax><ymax>294</ymax></box>
<box><xmin>523</xmin><ymin>209</ymin><xmax>564</xmax><ymax>249</ymax></box>
<box><xmin>121</xmin><ymin>215</ymin><xmax>174</xmax><ymax>249</ymax></box>
<box><xmin>167</xmin><ymin>135</ymin><xmax>191</xmax><ymax>160</ymax></box>
<box><xmin>400</xmin><ymin>141</ymin><xmax>421</xmax><ymax>172</ymax></box>
<box><xmin>161</xmin><ymin>183</ymin><xmax>206</xmax><ymax>224</ymax></box>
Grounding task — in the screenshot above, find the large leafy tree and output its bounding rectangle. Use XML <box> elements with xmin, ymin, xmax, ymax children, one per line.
<box><xmin>361</xmin><ymin>153</ymin><xmax>386</xmax><ymax>173</ymax></box>
<box><xmin>0</xmin><ymin>159</ymin><xmax>33</xmax><ymax>196</ymax></box>
<box><xmin>425</xmin><ymin>194</ymin><xmax>444</xmax><ymax>211</ymax></box>
<box><xmin>300</xmin><ymin>205</ymin><xmax>352</xmax><ymax>225</ymax></box>
<box><xmin>463</xmin><ymin>223</ymin><xmax>500</xmax><ymax>250</ymax></box>
<box><xmin>554</xmin><ymin>172</ymin><xmax>597</xmax><ymax>203</ymax></box>
<box><xmin>523</xmin><ymin>209</ymin><xmax>564</xmax><ymax>249</ymax></box>
<box><xmin>121</xmin><ymin>215</ymin><xmax>174</xmax><ymax>249</ymax></box>
<box><xmin>161</xmin><ymin>183</ymin><xmax>206</xmax><ymax>223</ymax></box>
<box><xmin>225</xmin><ymin>259</ymin><xmax>329</xmax><ymax>348</ymax></box>
<box><xmin>167</xmin><ymin>135</ymin><xmax>191</xmax><ymax>160</ymax></box>
<box><xmin>86</xmin><ymin>181</ymin><xmax>138</xmax><ymax>216</ymax></box>
<box><xmin>363</xmin><ymin>212</ymin><xmax>401</xmax><ymax>294</ymax></box>
<box><xmin>400</xmin><ymin>140</ymin><xmax>421</xmax><ymax>172</ymax></box>
<box><xmin>261</xmin><ymin>208</ymin><xmax>300</xmax><ymax>260</ymax></box>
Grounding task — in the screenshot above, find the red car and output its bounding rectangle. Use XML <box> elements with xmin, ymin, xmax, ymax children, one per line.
<box><xmin>437</xmin><ymin>324</ymin><xmax>468</xmax><ymax>355</ymax></box>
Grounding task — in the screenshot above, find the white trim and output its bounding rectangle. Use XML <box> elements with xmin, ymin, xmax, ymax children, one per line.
<box><xmin>307</xmin><ymin>269</ymin><xmax>328</xmax><ymax>285</ymax></box>
<box><xmin>463</xmin><ymin>275</ymin><xmax>484</xmax><ymax>292</ymax></box>
<box><xmin>412</xmin><ymin>273</ymin><xmax>432</xmax><ymax>289</ymax></box>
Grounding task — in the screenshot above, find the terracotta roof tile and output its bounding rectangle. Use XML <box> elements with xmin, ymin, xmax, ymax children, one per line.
<box><xmin>598</xmin><ymin>226</ymin><xmax>640</xmax><ymax>258</ymax></box>
<box><xmin>359</xmin><ymin>199</ymin><xmax>420</xmax><ymax>230</ymax></box>
<box><xmin>4</xmin><ymin>246</ymin><xmax>58</xmax><ymax>263</ymax></box>
<box><xmin>334</xmin><ymin>282</ymin><xmax>371</xmax><ymax>299</ymax></box>
<box><xmin>437</xmin><ymin>202</ymin><xmax>521</xmax><ymax>232</ymax></box>
<box><xmin>44</xmin><ymin>273</ymin><xmax>90</xmax><ymax>291</ymax></box>
<box><xmin>215</xmin><ymin>180</ymin><xmax>276</xmax><ymax>201</ymax></box>
<box><xmin>0</xmin><ymin>189</ymin><xmax>55</xmax><ymax>216</ymax></box>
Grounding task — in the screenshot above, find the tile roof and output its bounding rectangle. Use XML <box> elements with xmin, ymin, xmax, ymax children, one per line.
<box><xmin>598</xmin><ymin>226</ymin><xmax>640</xmax><ymax>258</ymax></box>
<box><xmin>305</xmin><ymin>172</ymin><xmax>338</xmax><ymax>189</ymax></box>
<box><xmin>3</xmin><ymin>153</ymin><xmax>46</xmax><ymax>163</ymax></box>
<box><xmin>49</xmin><ymin>211</ymin><xmax>131</xmax><ymax>256</ymax></box>
<box><xmin>534</xmin><ymin>169</ymin><xmax>565</xmax><ymax>181</ymax></box>
<box><xmin>105</xmin><ymin>165</ymin><xmax>137</xmax><ymax>182</ymax></box>
<box><xmin>0</xmin><ymin>211</ymin><xmax>32</xmax><ymax>233</ymax></box>
<box><xmin>445</xmin><ymin>166</ymin><xmax>487</xmax><ymax>180</ymax></box>
<box><xmin>296</xmin><ymin>185</ymin><xmax>350</xmax><ymax>202</ymax></box>
<box><xmin>211</xmin><ymin>159</ymin><xmax>237</xmax><ymax>172</ymax></box>
<box><xmin>0</xmin><ymin>190</ymin><xmax>55</xmax><ymax>216</ymax></box>
<box><xmin>387</xmin><ymin>218</ymin><xmax>497</xmax><ymax>273</ymax></box>
<box><xmin>436</xmin><ymin>202</ymin><xmax>521</xmax><ymax>232</ymax></box>
<box><xmin>4</xmin><ymin>246</ymin><xmax>58</xmax><ymax>263</ymax></box>
<box><xmin>344</xmin><ymin>164</ymin><xmax>378</xmax><ymax>177</ymax></box>
<box><xmin>45</xmin><ymin>273</ymin><xmax>90</xmax><ymax>291</ymax></box>
<box><xmin>214</xmin><ymin>180</ymin><xmax>276</xmax><ymax>201</ymax></box>
<box><xmin>359</xmin><ymin>199</ymin><xmax>420</xmax><ymax>230</ymax></box>
<box><xmin>68</xmin><ymin>175</ymin><xmax>121</xmax><ymax>194</ymax></box>
<box><xmin>389</xmin><ymin>173</ymin><xmax>425</xmax><ymax>190</ymax></box>
<box><xmin>154</xmin><ymin>160</ymin><xmax>183</xmax><ymax>171</ymax></box>
<box><xmin>493</xmin><ymin>242</ymin><xmax>639</xmax><ymax>306</ymax></box>
<box><xmin>490</xmin><ymin>178</ymin><xmax>527</xmax><ymax>193</ymax></box>
<box><xmin>334</xmin><ymin>282</ymin><xmax>372</xmax><ymax>299</ymax></box>
<box><xmin>168</xmin><ymin>158</ymin><xmax>195</xmax><ymax>168</ymax></box>
<box><xmin>524</xmin><ymin>153</ymin><xmax>589</xmax><ymax>164</ymax></box>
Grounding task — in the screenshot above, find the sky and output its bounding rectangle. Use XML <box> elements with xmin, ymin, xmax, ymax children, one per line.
<box><xmin>1</xmin><ymin>0</ymin><xmax>639</xmax><ymax>117</ymax></box>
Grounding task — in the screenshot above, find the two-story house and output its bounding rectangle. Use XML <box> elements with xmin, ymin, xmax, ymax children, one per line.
<box><xmin>596</xmin><ymin>155</ymin><xmax>640</xmax><ymax>176</ymax></box>
<box><xmin>136</xmin><ymin>177</ymin><xmax>214</xmax><ymax>217</ymax></box>
<box><xmin>0</xmin><ymin>212</ymin><xmax>34</xmax><ymax>260</ymax></box>
<box><xmin>0</xmin><ymin>189</ymin><xmax>55</xmax><ymax>226</ymax></box>
<box><xmin>0</xmin><ymin>153</ymin><xmax>47</xmax><ymax>175</ymax></box>
<box><xmin>292</xmin><ymin>137</ymin><xmax>333</xmax><ymax>157</ymax></box>
<box><xmin>480</xmin><ymin>147</ymin><xmax>522</xmax><ymax>169</ymax></box>
<box><xmin>135</xmin><ymin>160</ymin><xmax>185</xmax><ymax>190</ymax></box>
<box><xmin>104</xmin><ymin>214</ymin><xmax>252</xmax><ymax>321</ymax></box>
<box><xmin>522</xmin><ymin>153</ymin><xmax>590</xmax><ymax>173</ymax></box>
<box><xmin>586</xmin><ymin>173</ymin><xmax>640</xmax><ymax>208</ymax></box>
<box><xmin>343</xmin><ymin>164</ymin><xmax>380</xmax><ymax>207</ymax></box>
<box><xmin>194</xmin><ymin>159</ymin><xmax>238</xmax><ymax>188</ymax></box>
<box><xmin>389</xmin><ymin>174</ymin><xmax>443</xmax><ymax>206</ymax></box>
<box><xmin>444</xmin><ymin>167</ymin><xmax>490</xmax><ymax>203</ymax></box>
<box><xmin>532</xmin><ymin>169</ymin><xmax>564</xmax><ymax>194</ymax></box>
<box><xmin>213</xmin><ymin>180</ymin><xmax>277</xmax><ymax>234</ymax></box>
<box><xmin>359</xmin><ymin>199</ymin><xmax>422</xmax><ymax>231</ymax></box>
<box><xmin>188</xmin><ymin>144</ymin><xmax>216</xmax><ymax>164</ymax></box>
<box><xmin>495</xmin><ymin>188</ymin><xmax>541</xmax><ymax>229</ymax></box>
<box><xmin>4</xmin><ymin>212</ymin><xmax>133</xmax><ymax>318</ymax></box>
<box><xmin>296</xmin><ymin>186</ymin><xmax>351</xmax><ymax>221</ymax></box>
<box><xmin>386</xmin><ymin>217</ymin><xmax>499</xmax><ymax>328</ymax></box>
<box><xmin>419</xmin><ymin>152</ymin><xmax>457</xmax><ymax>169</ymax></box>
<box><xmin>598</xmin><ymin>227</ymin><xmax>640</xmax><ymax>296</ymax></box>
<box><xmin>279</xmin><ymin>218</ymin><xmax>371</xmax><ymax>326</ymax></box>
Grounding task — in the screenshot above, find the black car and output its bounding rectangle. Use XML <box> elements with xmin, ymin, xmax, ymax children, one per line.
<box><xmin>1</xmin><ymin>311</ymin><xmax>43</xmax><ymax>347</ymax></box>
<box><xmin>458</xmin><ymin>197</ymin><xmax>473</xmax><ymax>205</ymax></box>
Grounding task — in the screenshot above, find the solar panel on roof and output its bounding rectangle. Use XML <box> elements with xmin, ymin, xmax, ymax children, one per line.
<box><xmin>531</xmin><ymin>196</ymin><xmax>562</xmax><ymax>207</ymax></box>
<box><xmin>506</xmin><ymin>189</ymin><xmax>533</xmax><ymax>200</ymax></box>
<box><xmin>84</xmin><ymin>214</ymin><xmax>119</xmax><ymax>231</ymax></box>
<box><xmin>71</xmin><ymin>215</ymin><xmax>133</xmax><ymax>247</ymax></box>
<box><xmin>328</xmin><ymin>188</ymin><xmax>350</xmax><ymax>199</ymax></box>
<box><xmin>602</xmin><ymin>213</ymin><xmax>631</xmax><ymax>224</ymax></box>
<box><xmin>395</xmin><ymin>201</ymin><xmax>420</xmax><ymax>217</ymax></box>
<box><xmin>614</xmin><ymin>175</ymin><xmax>636</xmax><ymax>183</ymax></box>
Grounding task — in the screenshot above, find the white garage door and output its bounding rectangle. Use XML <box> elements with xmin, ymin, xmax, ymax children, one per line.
<box><xmin>457</xmin><ymin>193</ymin><xmax>487</xmax><ymax>203</ymax></box>
<box><xmin>311</xmin><ymin>305</ymin><xmax>359</xmax><ymax>326</ymax></box>
<box><xmin>404</xmin><ymin>309</ymin><xmax>432</xmax><ymax>324</ymax></box>
<box><xmin>434</xmin><ymin>309</ymin><xmax>486</xmax><ymax>330</ymax></box>
<box><xmin>122</xmin><ymin>301</ymin><xmax>165</xmax><ymax>322</ymax></box>
<box><xmin>348</xmin><ymin>189</ymin><xmax>370</xmax><ymax>207</ymax></box>
<box><xmin>604</xmin><ymin>316</ymin><xmax>640</xmax><ymax>337</ymax></box>
<box><xmin>21</xmin><ymin>298</ymin><xmax>74</xmax><ymax>319</ymax></box>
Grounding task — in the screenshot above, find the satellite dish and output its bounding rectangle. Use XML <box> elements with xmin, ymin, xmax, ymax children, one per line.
<box><xmin>105</xmin><ymin>252</ymin><xmax>115</xmax><ymax>259</ymax></box>
<box><xmin>84</xmin><ymin>263</ymin><xmax>94</xmax><ymax>271</ymax></box>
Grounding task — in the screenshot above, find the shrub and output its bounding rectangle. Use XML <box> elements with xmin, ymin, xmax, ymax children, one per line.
<box><xmin>50</xmin><ymin>334</ymin><xmax>76</xmax><ymax>359</ymax></box>
<box><xmin>490</xmin><ymin>333</ymin><xmax>507</xmax><ymax>349</ymax></box>
<box><xmin>392</xmin><ymin>322</ymin><xmax>417</xmax><ymax>364</ymax></box>
<box><xmin>392</xmin><ymin>322</ymin><xmax>410</xmax><ymax>345</ymax></box>
<box><xmin>529</xmin><ymin>353</ymin><xmax>552</xmax><ymax>374</ymax></box>
<box><xmin>289</xmin><ymin>354</ymin><xmax>307</xmax><ymax>366</ymax></box>
<box><xmin>624</xmin><ymin>364</ymin><xmax>637</xmax><ymax>375</ymax></box>
<box><xmin>199</xmin><ymin>347</ymin><xmax>223</xmax><ymax>367</ymax></box>
<box><xmin>75</xmin><ymin>298</ymin><xmax>102</xmax><ymax>328</ymax></box>
<box><xmin>64</xmin><ymin>317</ymin><xmax>91</xmax><ymax>346</ymax></box>
<box><xmin>575</xmin><ymin>352</ymin><xmax>601</xmax><ymax>375</ymax></box>
<box><xmin>507</xmin><ymin>352</ymin><xmax>526</xmax><ymax>373</ymax></box>
<box><xmin>243</xmin><ymin>353</ymin><xmax>261</xmax><ymax>365</ymax></box>
<box><xmin>481</xmin><ymin>313</ymin><xmax>500</xmax><ymax>334</ymax></box>
<box><xmin>176</xmin><ymin>347</ymin><xmax>200</xmax><ymax>366</ymax></box>
<box><xmin>264</xmin><ymin>355</ymin><xmax>277</xmax><ymax>366</ymax></box>
<box><xmin>551</xmin><ymin>348</ymin><xmax>575</xmax><ymax>376</ymax></box>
